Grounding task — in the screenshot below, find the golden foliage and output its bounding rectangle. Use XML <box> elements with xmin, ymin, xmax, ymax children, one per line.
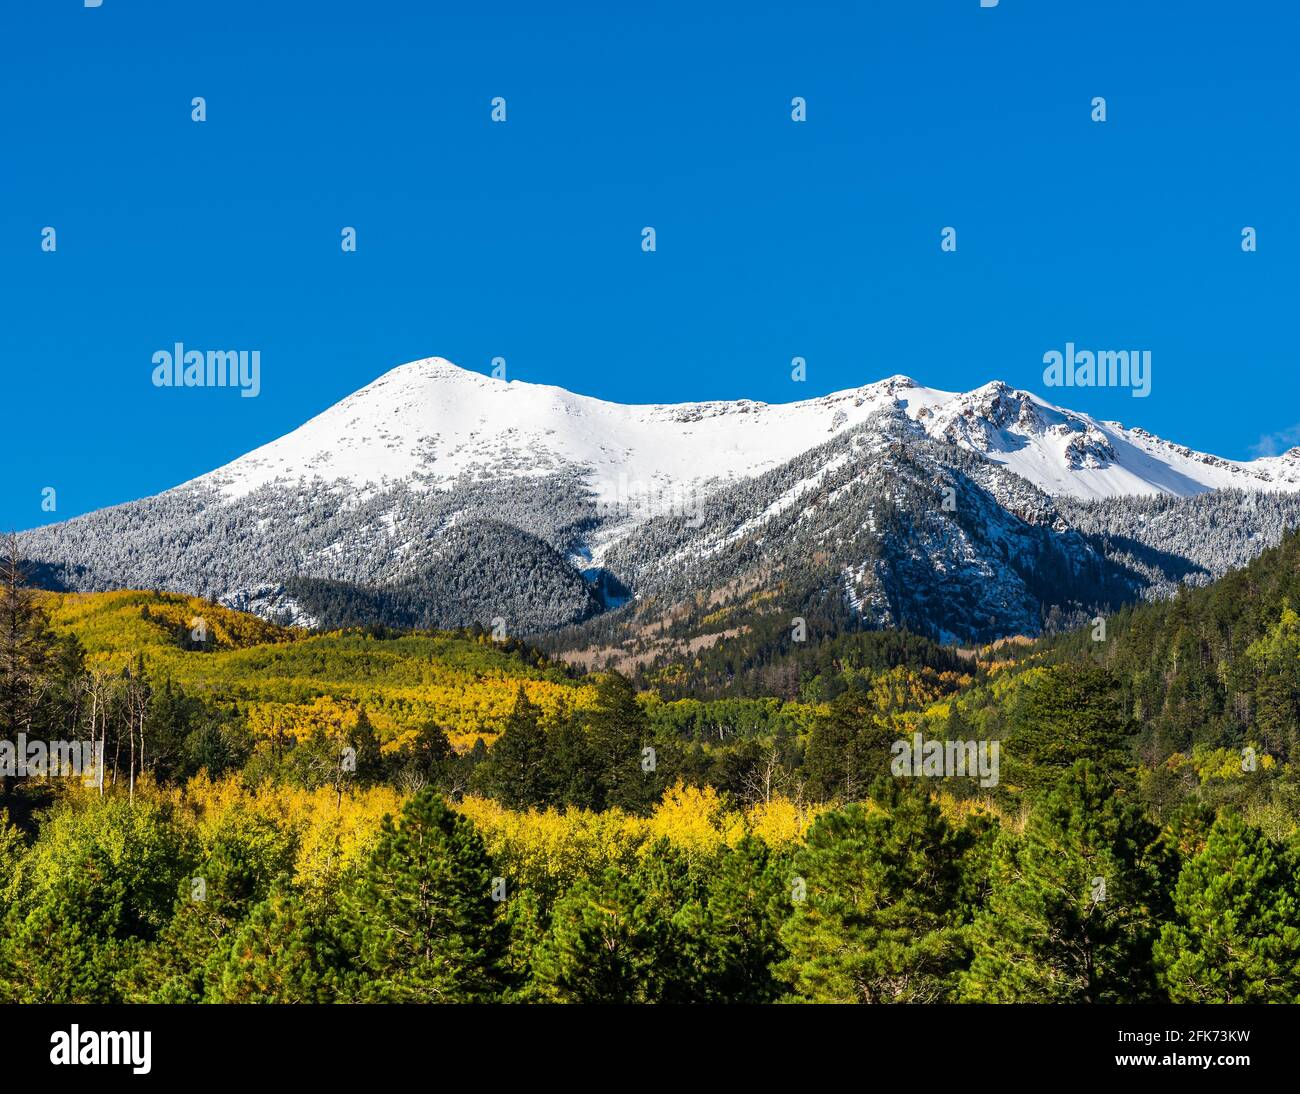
<box><xmin>43</xmin><ymin>589</ymin><xmax>596</xmax><ymax>750</ymax></box>
<box><xmin>155</xmin><ymin>772</ymin><xmax>404</xmax><ymax>895</ymax></box>
<box><xmin>456</xmin><ymin>781</ymin><xmax>821</xmax><ymax>892</ymax></box>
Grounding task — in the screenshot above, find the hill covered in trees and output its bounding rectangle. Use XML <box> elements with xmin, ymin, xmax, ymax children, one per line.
<box><xmin>4</xmin><ymin>528</ymin><xmax>1300</xmax><ymax>1003</ymax></box>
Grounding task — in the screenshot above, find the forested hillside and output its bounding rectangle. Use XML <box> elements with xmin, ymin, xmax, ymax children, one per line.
<box><xmin>4</xmin><ymin>530</ymin><xmax>1300</xmax><ymax>1003</ymax></box>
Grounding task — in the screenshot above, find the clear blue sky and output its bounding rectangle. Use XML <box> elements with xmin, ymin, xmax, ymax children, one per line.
<box><xmin>2</xmin><ymin>0</ymin><xmax>1296</xmax><ymax>531</ymax></box>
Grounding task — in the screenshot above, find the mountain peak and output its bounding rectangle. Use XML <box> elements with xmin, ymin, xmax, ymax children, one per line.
<box><xmin>174</xmin><ymin>356</ymin><xmax>1300</xmax><ymax>506</ymax></box>
<box><xmin>22</xmin><ymin>356</ymin><xmax>1300</xmax><ymax>646</ymax></box>
<box><xmin>368</xmin><ymin>355</ymin><xmax>493</xmax><ymax>387</ymax></box>
<box><xmin>872</xmin><ymin>373</ymin><xmax>920</xmax><ymax>390</ymax></box>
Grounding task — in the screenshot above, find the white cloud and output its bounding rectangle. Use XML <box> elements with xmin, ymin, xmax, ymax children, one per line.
<box><xmin>1250</xmin><ymin>424</ymin><xmax>1300</xmax><ymax>459</ymax></box>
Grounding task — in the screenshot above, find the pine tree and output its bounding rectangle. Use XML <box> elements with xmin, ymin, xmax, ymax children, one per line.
<box><xmin>944</xmin><ymin>700</ymin><xmax>972</xmax><ymax>741</ymax></box>
<box><xmin>0</xmin><ymin>809</ymin><xmax>24</xmax><ymax>926</ymax></box>
<box><xmin>213</xmin><ymin>890</ymin><xmax>346</xmax><ymax>1003</ymax></box>
<box><xmin>498</xmin><ymin>885</ymin><xmax>550</xmax><ymax>1000</ymax></box>
<box><xmin>122</xmin><ymin>810</ymin><xmax>297</xmax><ymax>1002</ymax></box>
<box><xmin>697</xmin><ymin>836</ymin><xmax>787</xmax><ymax>1002</ymax></box>
<box><xmin>345</xmin><ymin>705</ymin><xmax>384</xmax><ymax>787</ymax></box>
<box><xmin>0</xmin><ymin>536</ymin><xmax>62</xmax><ymax>799</ymax></box>
<box><xmin>1244</xmin><ymin>605</ymin><xmax>1300</xmax><ymax>762</ymax></box>
<box><xmin>776</xmin><ymin>778</ymin><xmax>973</xmax><ymax>1002</ymax></box>
<box><xmin>546</xmin><ymin>716</ymin><xmax>600</xmax><ymax>809</ymax></box>
<box><xmin>962</xmin><ymin>760</ymin><xmax>1173</xmax><ymax>1002</ymax></box>
<box><xmin>802</xmin><ymin>690</ymin><xmax>894</xmax><ymax>803</ymax></box>
<box><xmin>389</xmin><ymin>720</ymin><xmax>454</xmax><ymax>793</ymax></box>
<box><xmin>528</xmin><ymin>844</ymin><xmax>702</xmax><ymax>1002</ymax></box>
<box><xmin>474</xmin><ymin>686</ymin><xmax>553</xmax><ymax>808</ymax></box>
<box><xmin>140</xmin><ymin>677</ymin><xmax>194</xmax><ymax>784</ymax></box>
<box><xmin>587</xmin><ymin>671</ymin><xmax>655</xmax><ymax>813</ymax></box>
<box><xmin>1155</xmin><ymin>811</ymin><xmax>1300</xmax><ymax>1002</ymax></box>
<box><xmin>1005</xmin><ymin>665</ymin><xmax>1131</xmax><ymax>792</ymax></box>
<box><xmin>529</xmin><ymin>868</ymin><xmax>662</xmax><ymax>1002</ymax></box>
<box><xmin>338</xmin><ymin>789</ymin><xmax>505</xmax><ymax>1002</ymax></box>
<box><xmin>801</xmin><ymin>699</ymin><xmax>860</xmax><ymax>803</ymax></box>
<box><xmin>0</xmin><ymin>798</ymin><xmax>195</xmax><ymax>1002</ymax></box>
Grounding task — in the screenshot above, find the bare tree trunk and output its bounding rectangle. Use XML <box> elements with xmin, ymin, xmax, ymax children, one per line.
<box><xmin>99</xmin><ymin>678</ymin><xmax>108</xmax><ymax>796</ymax></box>
<box><xmin>128</xmin><ymin>686</ymin><xmax>136</xmax><ymax>804</ymax></box>
<box><xmin>89</xmin><ymin>682</ymin><xmax>101</xmax><ymax>796</ymax></box>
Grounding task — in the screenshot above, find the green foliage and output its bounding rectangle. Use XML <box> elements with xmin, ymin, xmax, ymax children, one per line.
<box><xmin>630</xmin><ymin>614</ymin><xmax>969</xmax><ymax>704</ymax></box>
<box><xmin>122</xmin><ymin>807</ymin><xmax>297</xmax><ymax>1002</ymax></box>
<box><xmin>586</xmin><ymin>671</ymin><xmax>657</xmax><ymax>814</ymax></box>
<box><xmin>338</xmin><ymin>789</ymin><xmax>505</xmax><ymax>1002</ymax></box>
<box><xmin>802</xmin><ymin>689</ymin><xmax>896</xmax><ymax>802</ymax></box>
<box><xmin>1004</xmin><ymin>665</ymin><xmax>1131</xmax><ymax>792</ymax></box>
<box><xmin>0</xmin><ymin>798</ymin><xmax>196</xmax><ymax>1002</ymax></box>
<box><xmin>695</xmin><ymin>837</ymin><xmax>788</xmax><ymax>1002</ymax></box>
<box><xmin>1155</xmin><ymin>811</ymin><xmax>1300</xmax><ymax>1002</ymax></box>
<box><xmin>10</xmin><ymin>531</ymin><xmax>1300</xmax><ymax>1005</ymax></box>
<box><xmin>777</xmin><ymin>780</ymin><xmax>975</xmax><ymax>1003</ymax></box>
<box><xmin>0</xmin><ymin>810</ymin><xmax>25</xmax><ymax>920</ymax></box>
<box><xmin>529</xmin><ymin>841</ymin><xmax>703</xmax><ymax>1002</ymax></box>
<box><xmin>473</xmin><ymin>687</ymin><xmax>554</xmax><ymax>808</ymax></box>
<box><xmin>213</xmin><ymin>890</ymin><xmax>347</xmax><ymax>1003</ymax></box>
<box><xmin>1044</xmin><ymin>531</ymin><xmax>1300</xmax><ymax>762</ymax></box>
<box><xmin>1242</xmin><ymin>605</ymin><xmax>1300</xmax><ymax>761</ymax></box>
<box><xmin>962</xmin><ymin>761</ymin><xmax>1173</xmax><ymax>1003</ymax></box>
<box><xmin>545</xmin><ymin>718</ymin><xmax>601</xmax><ymax>810</ymax></box>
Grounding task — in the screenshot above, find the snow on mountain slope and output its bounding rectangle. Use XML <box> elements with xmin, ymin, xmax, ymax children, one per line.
<box><xmin>905</xmin><ymin>380</ymin><xmax>1300</xmax><ymax>498</ymax></box>
<box><xmin>24</xmin><ymin>356</ymin><xmax>1300</xmax><ymax>641</ymax></box>
<box><xmin>195</xmin><ymin>359</ymin><xmax>917</xmax><ymax>509</ymax></box>
<box><xmin>190</xmin><ymin>358</ymin><xmax>1300</xmax><ymax>510</ymax></box>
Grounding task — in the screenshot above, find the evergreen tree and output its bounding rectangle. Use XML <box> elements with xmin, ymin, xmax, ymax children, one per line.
<box><xmin>0</xmin><ymin>798</ymin><xmax>195</xmax><ymax>1003</ymax></box>
<box><xmin>181</xmin><ymin>714</ymin><xmax>246</xmax><ymax>780</ymax></box>
<box><xmin>1155</xmin><ymin>811</ymin><xmax>1300</xmax><ymax>1002</ymax></box>
<box><xmin>122</xmin><ymin>810</ymin><xmax>296</xmax><ymax>1002</ymax></box>
<box><xmin>337</xmin><ymin>789</ymin><xmax>505</xmax><ymax>1002</ymax></box>
<box><xmin>697</xmin><ymin>836</ymin><xmax>787</xmax><ymax>1002</ymax></box>
<box><xmin>1244</xmin><ymin>605</ymin><xmax>1300</xmax><ymax>762</ymax></box>
<box><xmin>802</xmin><ymin>689</ymin><xmax>894</xmax><ymax>803</ymax></box>
<box><xmin>962</xmin><ymin>760</ymin><xmax>1173</xmax><ymax>1002</ymax></box>
<box><xmin>0</xmin><ymin>536</ymin><xmax>71</xmax><ymax>799</ymax></box>
<box><xmin>142</xmin><ymin>678</ymin><xmax>185</xmax><ymax>776</ymax></box>
<box><xmin>527</xmin><ymin>868</ymin><xmax>660</xmax><ymax>1002</ymax></box>
<box><xmin>801</xmin><ymin>699</ymin><xmax>859</xmax><ymax>803</ymax></box>
<box><xmin>529</xmin><ymin>844</ymin><xmax>702</xmax><ymax>1002</ymax></box>
<box><xmin>1005</xmin><ymin>665</ymin><xmax>1131</xmax><ymax>791</ymax></box>
<box><xmin>943</xmin><ymin>700</ymin><xmax>972</xmax><ymax>741</ymax></box>
<box><xmin>776</xmin><ymin>778</ymin><xmax>974</xmax><ymax>1002</ymax></box>
<box><xmin>345</xmin><ymin>705</ymin><xmax>385</xmax><ymax>787</ymax></box>
<box><xmin>546</xmin><ymin>716</ymin><xmax>600</xmax><ymax>809</ymax></box>
<box><xmin>388</xmin><ymin>720</ymin><xmax>454</xmax><ymax>793</ymax></box>
<box><xmin>587</xmin><ymin>671</ymin><xmax>655</xmax><ymax>813</ymax></box>
<box><xmin>0</xmin><ymin>809</ymin><xmax>25</xmax><ymax>925</ymax></box>
<box><xmin>213</xmin><ymin>890</ymin><xmax>346</xmax><ymax>1003</ymax></box>
<box><xmin>498</xmin><ymin>885</ymin><xmax>550</xmax><ymax>1000</ymax></box>
<box><xmin>474</xmin><ymin>686</ymin><xmax>553</xmax><ymax>808</ymax></box>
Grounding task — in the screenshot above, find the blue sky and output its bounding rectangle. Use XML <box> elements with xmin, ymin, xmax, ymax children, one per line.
<box><xmin>2</xmin><ymin>0</ymin><xmax>1296</xmax><ymax>531</ymax></box>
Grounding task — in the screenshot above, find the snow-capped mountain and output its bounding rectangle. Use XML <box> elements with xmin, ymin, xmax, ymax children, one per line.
<box><xmin>19</xmin><ymin>357</ymin><xmax>1300</xmax><ymax>644</ymax></box>
<box><xmin>195</xmin><ymin>357</ymin><xmax>1300</xmax><ymax>508</ymax></box>
<box><xmin>905</xmin><ymin>379</ymin><xmax>1300</xmax><ymax>499</ymax></box>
